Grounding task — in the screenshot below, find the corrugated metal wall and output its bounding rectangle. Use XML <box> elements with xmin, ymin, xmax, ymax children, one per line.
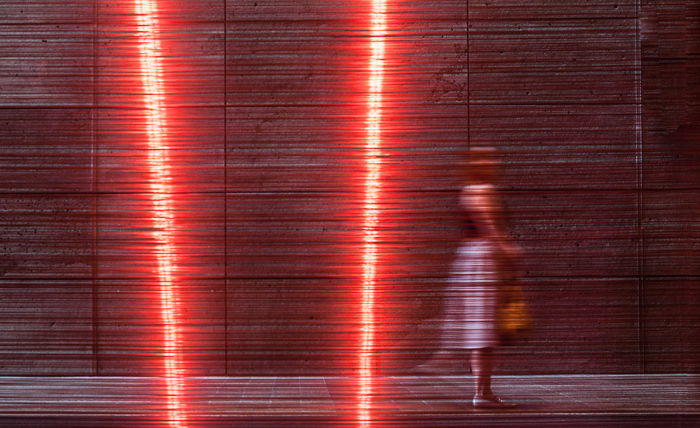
<box><xmin>0</xmin><ymin>0</ymin><xmax>698</xmax><ymax>376</ymax></box>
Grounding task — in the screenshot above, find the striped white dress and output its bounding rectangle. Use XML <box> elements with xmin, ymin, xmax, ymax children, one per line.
<box><xmin>442</xmin><ymin>184</ymin><xmax>500</xmax><ymax>349</ymax></box>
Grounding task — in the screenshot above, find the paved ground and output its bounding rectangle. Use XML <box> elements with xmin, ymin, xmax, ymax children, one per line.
<box><xmin>0</xmin><ymin>375</ymin><xmax>697</xmax><ymax>427</ymax></box>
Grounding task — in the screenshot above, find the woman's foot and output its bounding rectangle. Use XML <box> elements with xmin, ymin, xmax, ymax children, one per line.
<box><xmin>472</xmin><ymin>394</ymin><xmax>517</xmax><ymax>409</ymax></box>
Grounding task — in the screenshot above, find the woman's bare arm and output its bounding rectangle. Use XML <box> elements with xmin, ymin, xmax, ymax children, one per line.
<box><xmin>463</xmin><ymin>185</ymin><xmax>520</xmax><ymax>271</ymax></box>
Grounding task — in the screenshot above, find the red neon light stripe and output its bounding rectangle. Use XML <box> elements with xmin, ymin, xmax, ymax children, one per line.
<box><xmin>360</xmin><ymin>0</ymin><xmax>386</xmax><ymax>425</ymax></box>
<box><xmin>134</xmin><ymin>1</ymin><xmax>186</xmax><ymax>426</ymax></box>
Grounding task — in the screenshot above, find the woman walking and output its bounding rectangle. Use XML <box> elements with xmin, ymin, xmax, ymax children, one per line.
<box><xmin>419</xmin><ymin>147</ymin><xmax>520</xmax><ymax>409</ymax></box>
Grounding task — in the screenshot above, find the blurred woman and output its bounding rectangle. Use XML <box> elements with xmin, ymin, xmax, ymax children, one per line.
<box><xmin>419</xmin><ymin>147</ymin><xmax>519</xmax><ymax>409</ymax></box>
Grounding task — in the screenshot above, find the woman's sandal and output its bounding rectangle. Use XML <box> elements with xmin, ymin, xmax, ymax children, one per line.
<box><xmin>472</xmin><ymin>395</ymin><xmax>517</xmax><ymax>409</ymax></box>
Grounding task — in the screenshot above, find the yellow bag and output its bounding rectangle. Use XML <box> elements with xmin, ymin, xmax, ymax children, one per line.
<box><xmin>497</xmin><ymin>283</ymin><xmax>531</xmax><ymax>342</ymax></box>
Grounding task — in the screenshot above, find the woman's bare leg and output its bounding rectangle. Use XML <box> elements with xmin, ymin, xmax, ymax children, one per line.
<box><xmin>471</xmin><ymin>347</ymin><xmax>516</xmax><ymax>408</ymax></box>
<box><xmin>415</xmin><ymin>349</ymin><xmax>459</xmax><ymax>372</ymax></box>
<box><xmin>470</xmin><ymin>347</ymin><xmax>494</xmax><ymax>397</ymax></box>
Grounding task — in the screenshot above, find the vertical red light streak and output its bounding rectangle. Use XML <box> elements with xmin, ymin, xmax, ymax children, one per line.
<box><xmin>360</xmin><ymin>0</ymin><xmax>386</xmax><ymax>426</ymax></box>
<box><xmin>134</xmin><ymin>1</ymin><xmax>186</xmax><ymax>426</ymax></box>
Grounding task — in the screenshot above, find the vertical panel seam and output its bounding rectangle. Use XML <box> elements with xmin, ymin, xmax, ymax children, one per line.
<box><xmin>466</xmin><ymin>0</ymin><xmax>470</xmax><ymax>151</ymax></box>
<box><xmin>223</xmin><ymin>0</ymin><xmax>229</xmax><ymax>376</ymax></box>
<box><xmin>635</xmin><ymin>0</ymin><xmax>646</xmax><ymax>374</ymax></box>
<box><xmin>91</xmin><ymin>0</ymin><xmax>100</xmax><ymax>376</ymax></box>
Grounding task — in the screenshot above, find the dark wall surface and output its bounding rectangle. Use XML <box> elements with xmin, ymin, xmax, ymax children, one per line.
<box><xmin>0</xmin><ymin>0</ymin><xmax>698</xmax><ymax>376</ymax></box>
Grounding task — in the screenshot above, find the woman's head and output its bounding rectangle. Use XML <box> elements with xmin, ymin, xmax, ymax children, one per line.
<box><xmin>463</xmin><ymin>147</ymin><xmax>499</xmax><ymax>184</ymax></box>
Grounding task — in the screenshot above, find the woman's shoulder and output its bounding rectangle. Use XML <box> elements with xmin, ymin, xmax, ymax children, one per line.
<box><xmin>461</xmin><ymin>183</ymin><xmax>493</xmax><ymax>198</ymax></box>
<box><xmin>460</xmin><ymin>183</ymin><xmax>494</xmax><ymax>210</ymax></box>
<box><xmin>463</xmin><ymin>183</ymin><xmax>493</xmax><ymax>191</ymax></box>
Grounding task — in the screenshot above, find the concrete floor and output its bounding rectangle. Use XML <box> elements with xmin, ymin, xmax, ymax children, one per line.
<box><xmin>0</xmin><ymin>375</ymin><xmax>697</xmax><ymax>427</ymax></box>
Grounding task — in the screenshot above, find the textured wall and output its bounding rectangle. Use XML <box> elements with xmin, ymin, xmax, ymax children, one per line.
<box><xmin>640</xmin><ymin>0</ymin><xmax>700</xmax><ymax>373</ymax></box>
<box><xmin>0</xmin><ymin>0</ymin><xmax>698</xmax><ymax>376</ymax></box>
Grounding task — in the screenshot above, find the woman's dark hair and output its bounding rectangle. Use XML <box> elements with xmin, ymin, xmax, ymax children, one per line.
<box><xmin>463</xmin><ymin>147</ymin><xmax>498</xmax><ymax>181</ymax></box>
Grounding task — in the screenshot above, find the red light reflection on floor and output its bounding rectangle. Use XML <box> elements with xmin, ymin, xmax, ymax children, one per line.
<box><xmin>134</xmin><ymin>0</ymin><xmax>186</xmax><ymax>426</ymax></box>
<box><xmin>360</xmin><ymin>0</ymin><xmax>386</xmax><ymax>426</ymax></box>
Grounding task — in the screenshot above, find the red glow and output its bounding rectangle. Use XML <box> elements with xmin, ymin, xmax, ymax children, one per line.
<box><xmin>360</xmin><ymin>0</ymin><xmax>386</xmax><ymax>426</ymax></box>
<box><xmin>134</xmin><ymin>0</ymin><xmax>186</xmax><ymax>426</ymax></box>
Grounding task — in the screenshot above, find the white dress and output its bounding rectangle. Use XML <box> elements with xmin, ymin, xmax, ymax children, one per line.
<box><xmin>442</xmin><ymin>184</ymin><xmax>500</xmax><ymax>349</ymax></box>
